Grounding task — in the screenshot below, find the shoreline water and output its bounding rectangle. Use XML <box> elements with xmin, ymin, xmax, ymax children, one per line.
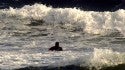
<box><xmin>14</xmin><ymin>64</ymin><xmax>125</xmax><ymax>70</ymax></box>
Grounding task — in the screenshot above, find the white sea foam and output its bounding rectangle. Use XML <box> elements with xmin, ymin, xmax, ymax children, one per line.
<box><xmin>0</xmin><ymin>48</ymin><xmax>125</xmax><ymax>69</ymax></box>
<box><xmin>0</xmin><ymin>3</ymin><xmax>125</xmax><ymax>36</ymax></box>
<box><xmin>90</xmin><ymin>48</ymin><xmax>125</xmax><ymax>69</ymax></box>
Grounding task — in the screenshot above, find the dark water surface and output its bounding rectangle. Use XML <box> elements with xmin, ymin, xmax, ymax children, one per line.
<box><xmin>0</xmin><ymin>0</ymin><xmax>124</xmax><ymax>11</ymax></box>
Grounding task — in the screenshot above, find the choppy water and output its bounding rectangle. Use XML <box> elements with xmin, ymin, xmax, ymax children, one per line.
<box><xmin>0</xmin><ymin>4</ymin><xmax>125</xmax><ymax>70</ymax></box>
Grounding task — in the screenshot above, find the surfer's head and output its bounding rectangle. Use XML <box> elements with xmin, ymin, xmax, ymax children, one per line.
<box><xmin>55</xmin><ymin>42</ymin><xmax>59</xmax><ymax>47</ymax></box>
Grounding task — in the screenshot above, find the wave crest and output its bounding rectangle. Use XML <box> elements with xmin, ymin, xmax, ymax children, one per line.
<box><xmin>1</xmin><ymin>4</ymin><xmax>125</xmax><ymax>36</ymax></box>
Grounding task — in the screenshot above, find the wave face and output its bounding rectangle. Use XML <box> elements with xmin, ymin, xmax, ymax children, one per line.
<box><xmin>0</xmin><ymin>4</ymin><xmax>125</xmax><ymax>70</ymax></box>
<box><xmin>2</xmin><ymin>4</ymin><xmax>125</xmax><ymax>36</ymax></box>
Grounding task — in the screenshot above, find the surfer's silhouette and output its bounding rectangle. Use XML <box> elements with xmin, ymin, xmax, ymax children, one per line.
<box><xmin>49</xmin><ymin>42</ymin><xmax>63</xmax><ymax>51</ymax></box>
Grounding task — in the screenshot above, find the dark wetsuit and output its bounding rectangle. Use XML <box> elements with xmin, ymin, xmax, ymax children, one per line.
<box><xmin>49</xmin><ymin>42</ymin><xmax>63</xmax><ymax>51</ymax></box>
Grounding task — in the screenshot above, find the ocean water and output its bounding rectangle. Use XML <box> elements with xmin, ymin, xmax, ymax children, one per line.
<box><xmin>0</xmin><ymin>3</ymin><xmax>125</xmax><ymax>70</ymax></box>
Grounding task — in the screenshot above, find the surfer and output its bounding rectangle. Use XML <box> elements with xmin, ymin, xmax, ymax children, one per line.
<box><xmin>49</xmin><ymin>42</ymin><xmax>63</xmax><ymax>51</ymax></box>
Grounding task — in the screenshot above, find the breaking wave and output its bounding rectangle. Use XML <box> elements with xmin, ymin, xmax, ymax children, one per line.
<box><xmin>0</xmin><ymin>4</ymin><xmax>125</xmax><ymax>36</ymax></box>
